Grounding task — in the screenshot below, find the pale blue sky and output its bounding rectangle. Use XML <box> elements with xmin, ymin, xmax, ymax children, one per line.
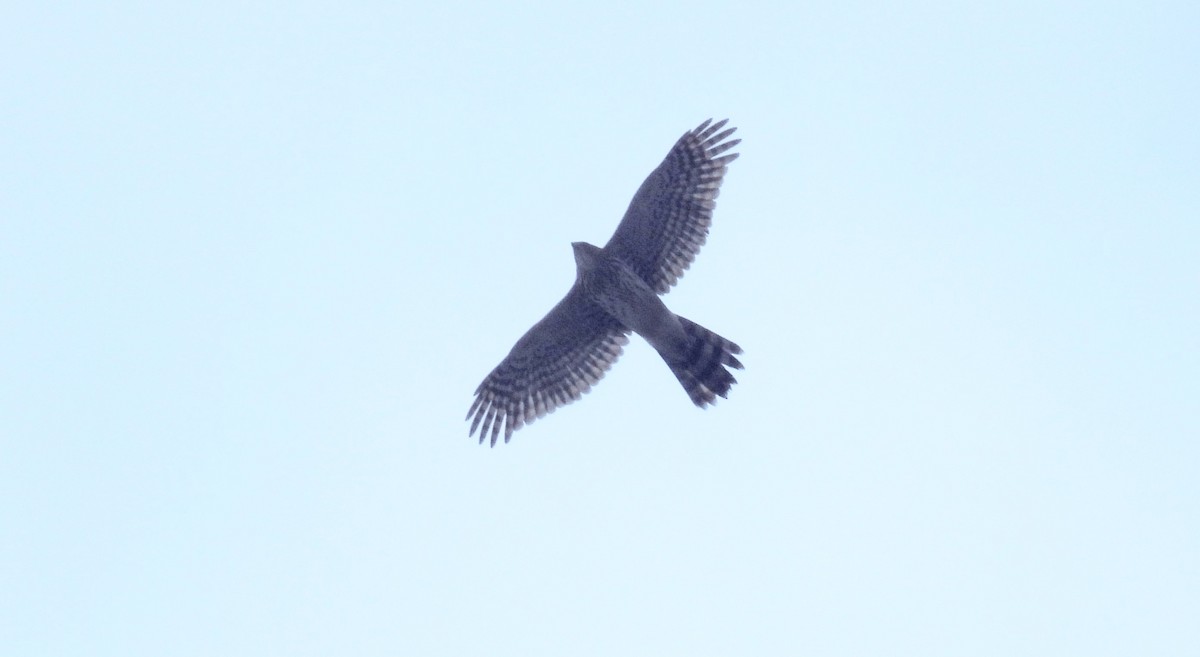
<box><xmin>3</xmin><ymin>2</ymin><xmax>1198</xmax><ymax>655</ymax></box>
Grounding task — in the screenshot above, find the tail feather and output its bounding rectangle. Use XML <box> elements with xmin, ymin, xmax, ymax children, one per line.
<box><xmin>665</xmin><ymin>317</ymin><xmax>743</xmax><ymax>407</ymax></box>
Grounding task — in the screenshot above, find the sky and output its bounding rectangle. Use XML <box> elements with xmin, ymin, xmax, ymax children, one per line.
<box><xmin>2</xmin><ymin>1</ymin><xmax>1198</xmax><ymax>655</ymax></box>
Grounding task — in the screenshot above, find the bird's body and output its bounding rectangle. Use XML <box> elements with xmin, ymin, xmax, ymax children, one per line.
<box><xmin>572</xmin><ymin>242</ymin><xmax>683</xmax><ymax>356</ymax></box>
<box><xmin>467</xmin><ymin>119</ymin><xmax>744</xmax><ymax>445</ymax></box>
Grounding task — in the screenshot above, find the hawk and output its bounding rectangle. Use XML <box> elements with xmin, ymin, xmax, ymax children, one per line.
<box><xmin>467</xmin><ymin>119</ymin><xmax>743</xmax><ymax>446</ymax></box>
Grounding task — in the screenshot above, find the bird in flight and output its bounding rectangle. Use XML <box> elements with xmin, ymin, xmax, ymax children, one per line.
<box><xmin>467</xmin><ymin>119</ymin><xmax>744</xmax><ymax>446</ymax></box>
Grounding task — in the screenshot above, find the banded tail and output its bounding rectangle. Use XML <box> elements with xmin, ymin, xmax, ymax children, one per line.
<box><xmin>665</xmin><ymin>316</ymin><xmax>743</xmax><ymax>406</ymax></box>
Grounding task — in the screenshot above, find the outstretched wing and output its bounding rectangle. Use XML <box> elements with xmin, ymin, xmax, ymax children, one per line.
<box><xmin>467</xmin><ymin>285</ymin><xmax>630</xmax><ymax>446</ymax></box>
<box><xmin>604</xmin><ymin>119</ymin><xmax>740</xmax><ymax>294</ymax></box>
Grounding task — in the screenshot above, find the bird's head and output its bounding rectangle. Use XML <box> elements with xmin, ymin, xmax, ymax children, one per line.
<box><xmin>571</xmin><ymin>241</ymin><xmax>602</xmax><ymax>275</ymax></box>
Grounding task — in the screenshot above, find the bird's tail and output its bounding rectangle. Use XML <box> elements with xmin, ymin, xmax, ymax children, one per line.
<box><xmin>664</xmin><ymin>316</ymin><xmax>743</xmax><ymax>407</ymax></box>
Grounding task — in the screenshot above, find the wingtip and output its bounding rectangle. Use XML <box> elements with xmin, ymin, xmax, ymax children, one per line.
<box><xmin>693</xmin><ymin>118</ymin><xmax>737</xmax><ymax>145</ymax></box>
